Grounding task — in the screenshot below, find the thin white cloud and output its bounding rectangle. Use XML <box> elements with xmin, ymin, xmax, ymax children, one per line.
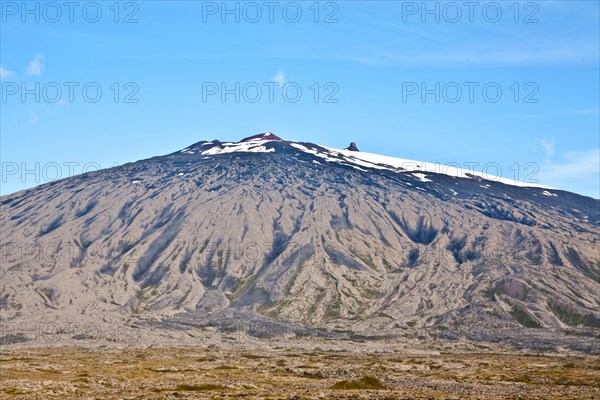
<box><xmin>26</xmin><ymin>54</ymin><xmax>45</xmax><ymax>76</ymax></box>
<box><xmin>264</xmin><ymin>39</ymin><xmax>599</xmax><ymax>67</ymax></box>
<box><xmin>372</xmin><ymin>40</ymin><xmax>599</xmax><ymax>66</ymax></box>
<box><xmin>534</xmin><ymin>139</ymin><xmax>555</xmax><ymax>161</ymax></box>
<box><xmin>272</xmin><ymin>70</ymin><xmax>285</xmax><ymax>86</ymax></box>
<box><xmin>537</xmin><ymin>148</ymin><xmax>600</xmax><ymax>198</ymax></box>
<box><xmin>0</xmin><ymin>65</ymin><xmax>14</xmax><ymax>78</ymax></box>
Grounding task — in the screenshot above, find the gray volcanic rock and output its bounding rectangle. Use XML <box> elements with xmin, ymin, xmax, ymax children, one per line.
<box><xmin>346</xmin><ymin>142</ymin><xmax>360</xmax><ymax>151</ymax></box>
<box><xmin>0</xmin><ymin>133</ymin><xmax>598</xmax><ymax>351</ymax></box>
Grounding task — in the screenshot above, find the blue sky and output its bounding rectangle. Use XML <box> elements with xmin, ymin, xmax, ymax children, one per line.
<box><xmin>1</xmin><ymin>0</ymin><xmax>599</xmax><ymax>197</ymax></box>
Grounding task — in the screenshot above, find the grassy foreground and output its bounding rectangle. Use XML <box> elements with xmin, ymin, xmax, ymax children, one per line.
<box><xmin>1</xmin><ymin>347</ymin><xmax>598</xmax><ymax>399</ymax></box>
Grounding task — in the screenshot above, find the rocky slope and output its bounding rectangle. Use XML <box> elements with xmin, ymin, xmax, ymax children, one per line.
<box><xmin>1</xmin><ymin>133</ymin><xmax>598</xmax><ymax>351</ymax></box>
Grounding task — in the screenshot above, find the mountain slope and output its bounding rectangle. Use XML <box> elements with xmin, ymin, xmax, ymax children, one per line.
<box><xmin>1</xmin><ymin>134</ymin><xmax>598</xmax><ymax>350</ymax></box>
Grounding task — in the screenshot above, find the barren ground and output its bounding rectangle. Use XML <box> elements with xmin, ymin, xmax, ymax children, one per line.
<box><xmin>1</xmin><ymin>346</ymin><xmax>598</xmax><ymax>399</ymax></box>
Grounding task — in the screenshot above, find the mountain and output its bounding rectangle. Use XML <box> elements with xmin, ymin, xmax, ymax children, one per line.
<box><xmin>1</xmin><ymin>133</ymin><xmax>598</xmax><ymax>351</ymax></box>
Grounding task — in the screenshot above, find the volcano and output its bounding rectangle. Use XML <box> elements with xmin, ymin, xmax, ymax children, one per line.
<box><xmin>1</xmin><ymin>133</ymin><xmax>598</xmax><ymax>351</ymax></box>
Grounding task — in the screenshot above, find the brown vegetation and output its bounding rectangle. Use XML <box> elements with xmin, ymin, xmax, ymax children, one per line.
<box><xmin>1</xmin><ymin>347</ymin><xmax>598</xmax><ymax>399</ymax></box>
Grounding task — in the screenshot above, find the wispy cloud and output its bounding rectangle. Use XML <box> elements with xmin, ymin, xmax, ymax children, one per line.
<box><xmin>534</xmin><ymin>139</ymin><xmax>555</xmax><ymax>161</ymax></box>
<box><xmin>26</xmin><ymin>54</ymin><xmax>45</xmax><ymax>76</ymax></box>
<box><xmin>356</xmin><ymin>39</ymin><xmax>600</xmax><ymax>66</ymax></box>
<box><xmin>537</xmin><ymin>148</ymin><xmax>600</xmax><ymax>198</ymax></box>
<box><xmin>0</xmin><ymin>65</ymin><xmax>14</xmax><ymax>78</ymax></box>
<box><xmin>272</xmin><ymin>70</ymin><xmax>285</xmax><ymax>86</ymax></box>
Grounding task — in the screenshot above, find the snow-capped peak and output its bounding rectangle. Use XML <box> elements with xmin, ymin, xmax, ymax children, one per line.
<box><xmin>179</xmin><ymin>134</ymin><xmax>553</xmax><ymax>191</ymax></box>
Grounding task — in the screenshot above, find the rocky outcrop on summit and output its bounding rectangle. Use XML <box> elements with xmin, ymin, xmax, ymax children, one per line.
<box><xmin>0</xmin><ymin>134</ymin><xmax>598</xmax><ymax>351</ymax></box>
<box><xmin>346</xmin><ymin>142</ymin><xmax>360</xmax><ymax>151</ymax></box>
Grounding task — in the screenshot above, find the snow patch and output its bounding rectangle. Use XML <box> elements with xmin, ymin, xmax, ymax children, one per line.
<box><xmin>201</xmin><ymin>140</ymin><xmax>275</xmax><ymax>155</ymax></box>
<box><xmin>413</xmin><ymin>173</ymin><xmax>432</xmax><ymax>182</ymax></box>
<box><xmin>321</xmin><ymin>146</ymin><xmax>552</xmax><ymax>190</ymax></box>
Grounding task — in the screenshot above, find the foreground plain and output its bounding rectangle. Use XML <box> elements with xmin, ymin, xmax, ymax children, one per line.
<box><xmin>1</xmin><ymin>347</ymin><xmax>598</xmax><ymax>399</ymax></box>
